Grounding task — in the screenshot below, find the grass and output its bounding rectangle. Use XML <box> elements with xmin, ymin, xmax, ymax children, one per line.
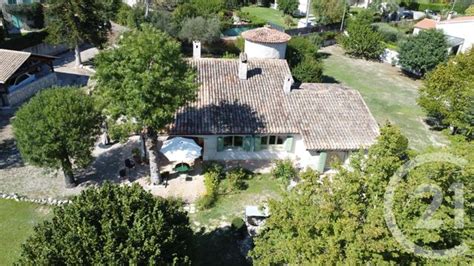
<box><xmin>190</xmin><ymin>173</ymin><xmax>283</xmax><ymax>230</ymax></box>
<box><xmin>0</xmin><ymin>199</ymin><xmax>52</xmax><ymax>264</ymax></box>
<box><xmin>321</xmin><ymin>45</ymin><xmax>449</xmax><ymax>151</ymax></box>
<box><xmin>241</xmin><ymin>6</ymin><xmax>297</xmax><ymax>29</ymax></box>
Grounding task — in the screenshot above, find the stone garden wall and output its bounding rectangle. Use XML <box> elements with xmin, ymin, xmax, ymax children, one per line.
<box><xmin>8</xmin><ymin>72</ymin><xmax>57</xmax><ymax>106</ymax></box>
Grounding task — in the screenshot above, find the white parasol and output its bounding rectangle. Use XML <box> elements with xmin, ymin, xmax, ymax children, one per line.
<box><xmin>160</xmin><ymin>137</ymin><xmax>202</xmax><ymax>162</ymax></box>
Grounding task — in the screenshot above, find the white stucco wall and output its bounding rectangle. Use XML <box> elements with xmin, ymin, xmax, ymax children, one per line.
<box><xmin>244</xmin><ymin>40</ymin><xmax>287</xmax><ymax>59</ymax></box>
<box><xmin>436</xmin><ymin>22</ymin><xmax>474</xmax><ymax>53</ymax></box>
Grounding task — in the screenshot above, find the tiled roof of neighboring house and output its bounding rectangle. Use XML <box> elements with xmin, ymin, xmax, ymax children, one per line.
<box><xmin>241</xmin><ymin>27</ymin><xmax>291</xmax><ymax>43</ymax></box>
<box><xmin>414</xmin><ymin>18</ymin><xmax>437</xmax><ymax>29</ymax></box>
<box><xmin>0</xmin><ymin>49</ymin><xmax>32</xmax><ymax>84</ymax></box>
<box><xmin>438</xmin><ymin>16</ymin><xmax>474</xmax><ymax>24</ymax></box>
<box><xmin>169</xmin><ymin>58</ymin><xmax>380</xmax><ymax>151</ymax></box>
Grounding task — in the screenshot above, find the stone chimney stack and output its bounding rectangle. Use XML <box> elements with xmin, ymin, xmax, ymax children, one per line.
<box><xmin>238</xmin><ymin>53</ymin><xmax>248</xmax><ymax>80</ymax></box>
<box><xmin>283</xmin><ymin>75</ymin><xmax>294</xmax><ymax>94</ymax></box>
<box><xmin>193</xmin><ymin>40</ymin><xmax>201</xmax><ymax>59</ymax></box>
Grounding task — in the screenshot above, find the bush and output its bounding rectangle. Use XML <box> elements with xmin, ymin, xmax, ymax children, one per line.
<box><xmin>271</xmin><ymin>159</ymin><xmax>297</xmax><ymax>180</ymax></box>
<box><xmin>202</xmin><ymin>161</ymin><xmax>225</xmax><ymax>177</ymax></box>
<box><xmin>465</xmin><ymin>4</ymin><xmax>474</xmax><ymax>15</ymax></box>
<box><xmin>199</xmin><ymin>171</ymin><xmax>220</xmax><ymax>209</ymax></box>
<box><xmin>339</xmin><ymin>21</ymin><xmax>385</xmax><ymax>60</ymax></box>
<box><xmin>292</xmin><ymin>57</ymin><xmax>323</xmax><ymax>83</ymax></box>
<box><xmin>373</xmin><ymin>23</ymin><xmax>403</xmax><ymax>43</ymax></box>
<box><xmin>115</xmin><ymin>3</ymin><xmax>133</xmax><ymax>26</ymax></box>
<box><xmin>416</xmin><ymin>3</ymin><xmax>450</xmax><ymax>12</ymax></box>
<box><xmin>231</xmin><ymin>217</ymin><xmax>247</xmax><ymax>239</ymax></box>
<box><xmin>398</xmin><ymin>29</ymin><xmax>448</xmax><ymax>76</ymax></box>
<box><xmin>226</xmin><ymin>167</ymin><xmax>249</xmax><ymax>191</ymax></box>
<box><xmin>286</xmin><ymin>36</ymin><xmax>318</xmax><ymax>67</ymax></box>
<box><xmin>192</xmin><ymin>0</ymin><xmax>225</xmax><ymax>16</ymax></box>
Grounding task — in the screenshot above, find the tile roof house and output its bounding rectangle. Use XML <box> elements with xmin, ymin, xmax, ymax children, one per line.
<box><xmin>168</xmin><ymin>50</ymin><xmax>379</xmax><ymax>171</ymax></box>
<box><xmin>0</xmin><ymin>49</ymin><xmax>57</xmax><ymax>107</ymax></box>
<box><xmin>413</xmin><ymin>16</ymin><xmax>474</xmax><ymax>54</ymax></box>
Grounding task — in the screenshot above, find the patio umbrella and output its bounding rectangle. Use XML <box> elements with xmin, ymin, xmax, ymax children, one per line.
<box><xmin>160</xmin><ymin>137</ymin><xmax>202</xmax><ymax>162</ymax></box>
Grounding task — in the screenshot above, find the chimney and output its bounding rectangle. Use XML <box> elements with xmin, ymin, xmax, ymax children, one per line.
<box><xmin>193</xmin><ymin>40</ymin><xmax>201</xmax><ymax>59</ymax></box>
<box><xmin>283</xmin><ymin>75</ymin><xmax>294</xmax><ymax>94</ymax></box>
<box><xmin>238</xmin><ymin>53</ymin><xmax>248</xmax><ymax>80</ymax></box>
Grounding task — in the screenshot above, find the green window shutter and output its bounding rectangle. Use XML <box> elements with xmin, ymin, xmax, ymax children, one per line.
<box><xmin>217</xmin><ymin>137</ymin><xmax>224</xmax><ymax>152</ymax></box>
<box><xmin>254</xmin><ymin>136</ymin><xmax>262</xmax><ymax>151</ymax></box>
<box><xmin>243</xmin><ymin>136</ymin><xmax>253</xmax><ymax>151</ymax></box>
<box><xmin>284</xmin><ymin>136</ymin><xmax>294</xmax><ymax>152</ymax></box>
<box><xmin>317</xmin><ymin>152</ymin><xmax>327</xmax><ymax>173</ymax></box>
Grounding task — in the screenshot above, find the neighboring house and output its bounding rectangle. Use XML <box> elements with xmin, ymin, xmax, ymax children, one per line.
<box><xmin>168</xmin><ymin>29</ymin><xmax>380</xmax><ymax>172</ymax></box>
<box><xmin>413</xmin><ymin>16</ymin><xmax>474</xmax><ymax>54</ymax></box>
<box><xmin>122</xmin><ymin>0</ymin><xmax>138</xmax><ymax>7</ymax></box>
<box><xmin>0</xmin><ymin>48</ymin><xmax>56</xmax><ymax>107</ymax></box>
<box><xmin>0</xmin><ymin>0</ymin><xmax>43</xmax><ymax>31</ymax></box>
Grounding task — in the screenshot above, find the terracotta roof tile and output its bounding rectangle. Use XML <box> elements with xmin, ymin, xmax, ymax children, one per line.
<box><xmin>169</xmin><ymin>58</ymin><xmax>379</xmax><ymax>151</ymax></box>
<box><xmin>414</xmin><ymin>18</ymin><xmax>437</xmax><ymax>29</ymax></box>
<box><xmin>241</xmin><ymin>27</ymin><xmax>291</xmax><ymax>43</ymax></box>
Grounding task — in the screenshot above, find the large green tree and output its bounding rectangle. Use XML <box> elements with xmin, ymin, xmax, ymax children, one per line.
<box><xmin>251</xmin><ymin>124</ymin><xmax>473</xmax><ymax>264</ymax></box>
<box><xmin>94</xmin><ymin>25</ymin><xmax>197</xmax><ymax>185</ymax></box>
<box><xmin>13</xmin><ymin>87</ymin><xmax>102</xmax><ymax>187</ymax></box>
<box><xmin>18</xmin><ymin>183</ymin><xmax>193</xmax><ymax>264</ymax></box>
<box><xmin>312</xmin><ymin>0</ymin><xmax>346</xmax><ymax>25</ymax></box>
<box><xmin>339</xmin><ymin>19</ymin><xmax>385</xmax><ymax>60</ymax></box>
<box><xmin>45</xmin><ymin>0</ymin><xmax>111</xmax><ymax>66</ymax></box>
<box><xmin>418</xmin><ymin>49</ymin><xmax>474</xmax><ymax>138</ymax></box>
<box><xmin>398</xmin><ymin>29</ymin><xmax>448</xmax><ymax>76</ymax></box>
<box><xmin>178</xmin><ymin>16</ymin><xmax>221</xmax><ymax>44</ymax></box>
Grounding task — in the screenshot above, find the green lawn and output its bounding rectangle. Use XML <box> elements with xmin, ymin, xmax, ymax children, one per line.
<box><xmin>190</xmin><ymin>174</ymin><xmax>283</xmax><ymax>230</ymax></box>
<box><xmin>0</xmin><ymin>199</ymin><xmax>51</xmax><ymax>264</ymax></box>
<box><xmin>241</xmin><ymin>6</ymin><xmax>297</xmax><ymax>29</ymax></box>
<box><xmin>321</xmin><ymin>45</ymin><xmax>449</xmax><ymax>151</ymax></box>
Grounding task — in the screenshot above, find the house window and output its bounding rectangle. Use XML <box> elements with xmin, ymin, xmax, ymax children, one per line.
<box><xmin>8</xmin><ymin>0</ymin><xmax>17</xmax><ymax>4</ymax></box>
<box><xmin>261</xmin><ymin>135</ymin><xmax>287</xmax><ymax>148</ymax></box>
<box><xmin>223</xmin><ymin>136</ymin><xmax>244</xmax><ymax>149</ymax></box>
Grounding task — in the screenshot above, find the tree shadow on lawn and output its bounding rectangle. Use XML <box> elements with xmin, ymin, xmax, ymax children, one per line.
<box><xmin>317</xmin><ymin>51</ymin><xmax>332</xmax><ymax>60</ymax></box>
<box><xmin>192</xmin><ymin>226</ymin><xmax>250</xmax><ymax>266</ymax></box>
<box><xmin>321</xmin><ymin>75</ymin><xmax>340</xmax><ymax>84</ymax></box>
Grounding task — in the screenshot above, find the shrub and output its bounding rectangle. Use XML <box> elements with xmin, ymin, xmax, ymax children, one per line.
<box><xmin>398</xmin><ymin>29</ymin><xmax>448</xmax><ymax>76</ymax></box>
<box><xmin>226</xmin><ymin>167</ymin><xmax>249</xmax><ymax>191</ymax></box>
<box><xmin>231</xmin><ymin>217</ymin><xmax>247</xmax><ymax>239</ymax></box>
<box><xmin>416</xmin><ymin>3</ymin><xmax>450</xmax><ymax>12</ymax></box>
<box><xmin>286</xmin><ymin>36</ymin><xmax>318</xmax><ymax>67</ymax></box>
<box><xmin>465</xmin><ymin>4</ymin><xmax>474</xmax><ymax>15</ymax></box>
<box><xmin>115</xmin><ymin>3</ymin><xmax>133</xmax><ymax>26</ymax></box>
<box><xmin>199</xmin><ymin>171</ymin><xmax>220</xmax><ymax>209</ymax></box>
<box><xmin>339</xmin><ymin>20</ymin><xmax>385</xmax><ymax>60</ymax></box>
<box><xmin>292</xmin><ymin>57</ymin><xmax>323</xmax><ymax>83</ymax></box>
<box><xmin>373</xmin><ymin>23</ymin><xmax>403</xmax><ymax>43</ymax></box>
<box><xmin>202</xmin><ymin>161</ymin><xmax>225</xmax><ymax>176</ymax></box>
<box><xmin>271</xmin><ymin>159</ymin><xmax>297</xmax><ymax>180</ymax></box>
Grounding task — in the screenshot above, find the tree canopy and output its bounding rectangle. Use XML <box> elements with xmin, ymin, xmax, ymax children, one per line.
<box><xmin>312</xmin><ymin>0</ymin><xmax>346</xmax><ymax>25</ymax></box>
<box><xmin>12</xmin><ymin>87</ymin><xmax>102</xmax><ymax>187</ymax></box>
<box><xmin>418</xmin><ymin>49</ymin><xmax>474</xmax><ymax>138</ymax></box>
<box><xmin>45</xmin><ymin>0</ymin><xmax>112</xmax><ymax>65</ymax></box>
<box><xmin>339</xmin><ymin>19</ymin><xmax>385</xmax><ymax>60</ymax></box>
<box><xmin>251</xmin><ymin>124</ymin><xmax>473</xmax><ymax>264</ymax></box>
<box><xmin>94</xmin><ymin>24</ymin><xmax>197</xmax><ymax>183</ymax></box>
<box><xmin>178</xmin><ymin>16</ymin><xmax>221</xmax><ymax>43</ymax></box>
<box><xmin>18</xmin><ymin>183</ymin><xmax>193</xmax><ymax>264</ymax></box>
<box><xmin>398</xmin><ymin>29</ymin><xmax>448</xmax><ymax>76</ymax></box>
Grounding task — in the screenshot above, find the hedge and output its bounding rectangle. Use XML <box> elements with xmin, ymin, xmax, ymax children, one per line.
<box><xmin>417</xmin><ymin>3</ymin><xmax>450</xmax><ymax>12</ymax></box>
<box><xmin>0</xmin><ymin>31</ymin><xmax>48</xmax><ymax>50</ymax></box>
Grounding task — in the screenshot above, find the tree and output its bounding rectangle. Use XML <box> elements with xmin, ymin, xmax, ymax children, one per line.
<box><xmin>418</xmin><ymin>49</ymin><xmax>474</xmax><ymax>138</ymax></box>
<box><xmin>285</xmin><ymin>36</ymin><xmax>318</xmax><ymax>67</ymax></box>
<box><xmin>178</xmin><ymin>16</ymin><xmax>221</xmax><ymax>44</ymax></box>
<box><xmin>94</xmin><ymin>25</ymin><xmax>198</xmax><ymax>185</ymax></box>
<box><xmin>18</xmin><ymin>183</ymin><xmax>194</xmax><ymax>264</ymax></box>
<box><xmin>398</xmin><ymin>29</ymin><xmax>448</xmax><ymax>76</ymax></box>
<box><xmin>102</xmin><ymin>0</ymin><xmax>122</xmax><ymax>21</ymax></box>
<box><xmin>252</xmin><ymin>124</ymin><xmax>473</xmax><ymax>264</ymax></box>
<box><xmin>45</xmin><ymin>0</ymin><xmax>111</xmax><ymax>66</ymax></box>
<box><xmin>312</xmin><ymin>0</ymin><xmax>346</xmax><ymax>25</ymax></box>
<box><xmin>278</xmin><ymin>0</ymin><xmax>298</xmax><ymax>15</ymax></box>
<box><xmin>340</xmin><ymin>20</ymin><xmax>385</xmax><ymax>60</ymax></box>
<box><xmin>12</xmin><ymin>88</ymin><xmax>102</xmax><ymax>187</ymax></box>
<box><xmin>292</xmin><ymin>57</ymin><xmax>323</xmax><ymax>83</ymax></box>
